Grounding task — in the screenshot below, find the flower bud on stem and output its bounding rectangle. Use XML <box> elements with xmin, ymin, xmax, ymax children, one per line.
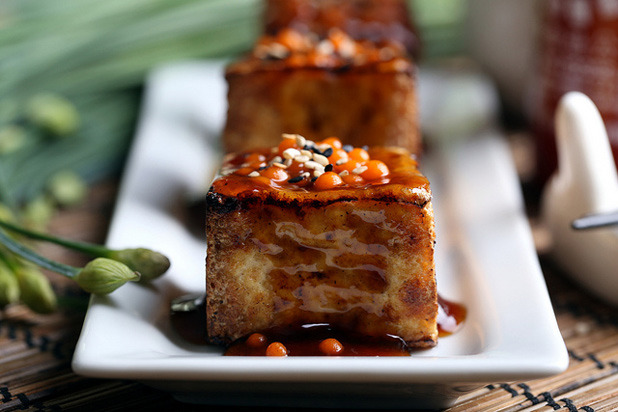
<box><xmin>0</xmin><ymin>228</ymin><xmax>140</xmax><ymax>296</ymax></box>
<box><xmin>0</xmin><ymin>219</ymin><xmax>169</xmax><ymax>282</ymax></box>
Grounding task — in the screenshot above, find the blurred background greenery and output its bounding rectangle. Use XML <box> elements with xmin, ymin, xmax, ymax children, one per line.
<box><xmin>0</xmin><ymin>0</ymin><xmax>466</xmax><ymax>226</ymax></box>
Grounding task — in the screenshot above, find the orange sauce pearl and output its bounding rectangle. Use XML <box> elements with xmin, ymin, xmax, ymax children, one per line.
<box><xmin>278</xmin><ymin>138</ymin><xmax>297</xmax><ymax>155</ymax></box>
<box><xmin>361</xmin><ymin>160</ymin><xmax>389</xmax><ymax>181</ymax></box>
<box><xmin>246</xmin><ymin>333</ymin><xmax>267</xmax><ymax>347</ymax></box>
<box><xmin>335</xmin><ymin>160</ymin><xmax>361</xmax><ymax>174</ymax></box>
<box><xmin>266</xmin><ymin>342</ymin><xmax>288</xmax><ymax>357</ymax></box>
<box><xmin>235</xmin><ymin>167</ymin><xmax>254</xmax><ymax>176</ymax></box>
<box><xmin>348</xmin><ymin>148</ymin><xmax>370</xmax><ymax>162</ymax></box>
<box><xmin>261</xmin><ymin>166</ymin><xmax>289</xmax><ymax>182</ymax></box>
<box><xmin>245</xmin><ymin>153</ymin><xmax>265</xmax><ymax>163</ymax></box>
<box><xmin>342</xmin><ymin>173</ymin><xmax>364</xmax><ymax>186</ymax></box>
<box><xmin>314</xmin><ymin>172</ymin><xmax>343</xmax><ymax>190</ymax></box>
<box><xmin>319</xmin><ymin>338</ymin><xmax>344</xmax><ymax>356</ymax></box>
<box><xmin>328</xmin><ymin>148</ymin><xmax>348</xmax><ymax>165</ymax></box>
<box><xmin>319</xmin><ymin>137</ymin><xmax>343</xmax><ymax>149</ymax></box>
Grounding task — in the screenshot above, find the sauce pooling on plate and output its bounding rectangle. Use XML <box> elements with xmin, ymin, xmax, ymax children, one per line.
<box><xmin>169</xmin><ymin>294</ymin><xmax>465</xmax><ymax>355</ymax></box>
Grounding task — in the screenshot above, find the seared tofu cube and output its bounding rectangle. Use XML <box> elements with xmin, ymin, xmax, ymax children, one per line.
<box><xmin>206</xmin><ymin>138</ymin><xmax>437</xmax><ymax>348</ymax></box>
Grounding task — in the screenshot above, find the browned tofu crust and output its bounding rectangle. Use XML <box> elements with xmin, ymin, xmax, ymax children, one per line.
<box><xmin>206</xmin><ymin>147</ymin><xmax>437</xmax><ymax>348</ymax></box>
<box><xmin>223</xmin><ymin>67</ymin><xmax>419</xmax><ymax>155</ymax></box>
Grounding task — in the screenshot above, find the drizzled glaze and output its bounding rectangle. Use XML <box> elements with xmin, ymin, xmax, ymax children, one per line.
<box><xmin>211</xmin><ymin>134</ymin><xmax>430</xmax><ymax>199</ymax></box>
<box><xmin>170</xmin><ymin>297</ymin><xmax>465</xmax><ymax>355</ymax></box>
<box><xmin>227</xmin><ymin>28</ymin><xmax>412</xmax><ymax>75</ymax></box>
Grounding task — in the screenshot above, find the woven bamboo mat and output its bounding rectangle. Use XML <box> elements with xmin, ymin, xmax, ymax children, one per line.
<box><xmin>1</xmin><ymin>153</ymin><xmax>617</xmax><ymax>412</ymax></box>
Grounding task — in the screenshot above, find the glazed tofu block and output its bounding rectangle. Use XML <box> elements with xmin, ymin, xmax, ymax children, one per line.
<box><xmin>263</xmin><ymin>0</ymin><xmax>419</xmax><ymax>55</ymax></box>
<box><xmin>222</xmin><ymin>28</ymin><xmax>419</xmax><ymax>155</ymax></box>
<box><xmin>206</xmin><ymin>136</ymin><xmax>437</xmax><ymax>348</ymax></box>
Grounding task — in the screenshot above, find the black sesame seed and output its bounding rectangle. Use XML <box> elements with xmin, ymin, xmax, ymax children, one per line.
<box><xmin>288</xmin><ymin>175</ymin><xmax>304</xmax><ymax>183</ymax></box>
<box><xmin>303</xmin><ymin>144</ymin><xmax>314</xmax><ymax>151</ymax></box>
<box><xmin>325</xmin><ymin>164</ymin><xmax>333</xmax><ymax>172</ymax></box>
<box><xmin>322</xmin><ymin>147</ymin><xmax>333</xmax><ymax>157</ymax></box>
<box><xmin>311</xmin><ymin>146</ymin><xmax>322</xmax><ymax>154</ymax></box>
<box><xmin>342</xmin><ymin>144</ymin><xmax>353</xmax><ymax>152</ymax></box>
<box><xmin>362</xmin><ymin>145</ymin><xmax>369</xmax><ymax>151</ymax></box>
<box><xmin>259</xmin><ymin>165</ymin><xmax>267</xmax><ymax>170</ymax></box>
<box><xmin>311</xmin><ymin>176</ymin><xmax>318</xmax><ymax>182</ymax></box>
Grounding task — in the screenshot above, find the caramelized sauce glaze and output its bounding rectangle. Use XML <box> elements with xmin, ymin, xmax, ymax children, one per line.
<box><xmin>211</xmin><ymin>137</ymin><xmax>429</xmax><ymax>199</ymax></box>
<box><xmin>227</xmin><ymin>27</ymin><xmax>412</xmax><ymax>75</ymax></box>
<box><xmin>170</xmin><ymin>296</ymin><xmax>465</xmax><ymax>355</ymax></box>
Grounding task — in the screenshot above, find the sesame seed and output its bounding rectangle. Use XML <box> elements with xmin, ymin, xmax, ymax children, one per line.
<box><xmin>281</xmin><ymin>133</ymin><xmax>296</xmax><ymax>140</ymax></box>
<box><xmin>311</xmin><ymin>176</ymin><xmax>318</xmax><ymax>182</ymax></box>
<box><xmin>353</xmin><ymin>166</ymin><xmax>368</xmax><ymax>174</ymax></box>
<box><xmin>301</xmin><ymin>172</ymin><xmax>311</xmax><ymax>178</ymax></box>
<box><xmin>294</xmin><ymin>155</ymin><xmax>311</xmax><ymax>163</ymax></box>
<box><xmin>283</xmin><ymin>148</ymin><xmax>301</xmax><ymax>160</ymax></box>
<box><xmin>316</xmin><ymin>143</ymin><xmax>330</xmax><ymax>152</ymax></box>
<box><xmin>304</xmin><ymin>160</ymin><xmax>323</xmax><ymax>170</ymax></box>
<box><xmin>284</xmin><ymin>158</ymin><xmax>293</xmax><ymax>167</ymax></box>
<box><xmin>248</xmin><ymin>171</ymin><xmax>260</xmax><ymax>177</ymax></box>
<box><xmin>300</xmin><ymin>149</ymin><xmax>313</xmax><ymax>157</ymax></box>
<box><xmin>313</xmin><ymin>153</ymin><xmax>329</xmax><ymax>166</ymax></box>
<box><xmin>342</xmin><ymin>144</ymin><xmax>353</xmax><ymax>153</ymax></box>
<box><xmin>336</xmin><ymin>159</ymin><xmax>347</xmax><ymax>166</ymax></box>
<box><xmin>339</xmin><ymin>170</ymin><xmax>350</xmax><ymax>177</ymax></box>
<box><xmin>325</xmin><ymin>164</ymin><xmax>333</xmax><ymax>172</ymax></box>
<box><xmin>272</xmin><ymin>162</ymin><xmax>287</xmax><ymax>169</ymax></box>
<box><xmin>316</xmin><ymin>39</ymin><xmax>335</xmax><ymax>55</ymax></box>
<box><xmin>322</xmin><ymin>147</ymin><xmax>333</xmax><ymax>157</ymax></box>
<box><xmin>314</xmin><ymin>170</ymin><xmax>324</xmax><ymax>178</ymax></box>
<box><xmin>295</xmin><ymin>135</ymin><xmax>306</xmax><ymax>148</ymax></box>
<box><xmin>271</xmin><ymin>155</ymin><xmax>283</xmax><ymax>164</ymax></box>
<box><xmin>268</xmin><ymin>43</ymin><xmax>289</xmax><ymax>59</ymax></box>
<box><xmin>288</xmin><ymin>175</ymin><xmax>304</xmax><ymax>183</ymax></box>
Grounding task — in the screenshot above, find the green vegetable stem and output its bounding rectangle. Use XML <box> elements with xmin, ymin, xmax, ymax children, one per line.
<box><xmin>0</xmin><ymin>219</ymin><xmax>170</xmax><ymax>282</ymax></box>
<box><xmin>0</xmin><ymin>227</ymin><xmax>141</xmax><ymax>296</ymax></box>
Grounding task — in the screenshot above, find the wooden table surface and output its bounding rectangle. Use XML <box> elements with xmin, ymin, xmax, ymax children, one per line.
<box><xmin>1</xmin><ymin>140</ymin><xmax>617</xmax><ymax>412</ymax></box>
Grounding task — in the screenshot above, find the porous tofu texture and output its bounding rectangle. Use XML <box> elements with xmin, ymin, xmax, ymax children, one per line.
<box><xmin>206</xmin><ymin>147</ymin><xmax>437</xmax><ymax>348</ymax></box>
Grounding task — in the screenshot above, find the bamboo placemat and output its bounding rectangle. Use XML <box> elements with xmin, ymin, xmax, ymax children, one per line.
<box><xmin>1</xmin><ymin>146</ymin><xmax>617</xmax><ymax>412</ymax></box>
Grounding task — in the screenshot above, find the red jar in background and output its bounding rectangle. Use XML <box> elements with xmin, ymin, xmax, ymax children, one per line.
<box><xmin>528</xmin><ymin>0</ymin><xmax>618</xmax><ymax>186</ymax></box>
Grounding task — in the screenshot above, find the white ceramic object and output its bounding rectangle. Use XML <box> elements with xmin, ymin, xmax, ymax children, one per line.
<box><xmin>72</xmin><ymin>62</ymin><xmax>567</xmax><ymax>409</ymax></box>
<box><xmin>541</xmin><ymin>92</ymin><xmax>618</xmax><ymax>306</ymax></box>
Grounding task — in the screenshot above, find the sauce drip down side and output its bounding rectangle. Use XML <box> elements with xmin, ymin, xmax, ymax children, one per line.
<box><xmin>170</xmin><ymin>294</ymin><xmax>466</xmax><ymax>355</ymax></box>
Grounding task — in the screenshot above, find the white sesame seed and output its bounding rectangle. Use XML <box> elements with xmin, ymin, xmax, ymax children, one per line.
<box><xmin>316</xmin><ymin>143</ymin><xmax>330</xmax><ymax>152</ymax></box>
<box><xmin>295</xmin><ymin>135</ymin><xmax>306</xmax><ymax>148</ymax></box>
<box><xmin>313</xmin><ymin>153</ymin><xmax>329</xmax><ymax>166</ymax></box>
<box><xmin>353</xmin><ymin>166</ymin><xmax>368</xmax><ymax>174</ymax></box>
<box><xmin>316</xmin><ymin>39</ymin><xmax>335</xmax><ymax>55</ymax></box>
<box><xmin>284</xmin><ymin>158</ymin><xmax>293</xmax><ymax>167</ymax></box>
<box><xmin>336</xmin><ymin>158</ymin><xmax>348</xmax><ymax>166</ymax></box>
<box><xmin>268</xmin><ymin>42</ymin><xmax>289</xmax><ymax>59</ymax></box>
<box><xmin>301</xmin><ymin>172</ymin><xmax>311</xmax><ymax>178</ymax></box>
<box><xmin>300</xmin><ymin>149</ymin><xmax>313</xmax><ymax>157</ymax></box>
<box><xmin>339</xmin><ymin>170</ymin><xmax>349</xmax><ymax>177</ymax></box>
<box><xmin>283</xmin><ymin>148</ymin><xmax>301</xmax><ymax>160</ymax></box>
<box><xmin>313</xmin><ymin>170</ymin><xmax>324</xmax><ymax>178</ymax></box>
<box><xmin>272</xmin><ymin>162</ymin><xmax>287</xmax><ymax>169</ymax></box>
<box><xmin>281</xmin><ymin>133</ymin><xmax>296</xmax><ymax>140</ymax></box>
<box><xmin>269</xmin><ymin>155</ymin><xmax>283</xmax><ymax>165</ymax></box>
<box><xmin>248</xmin><ymin>171</ymin><xmax>260</xmax><ymax>177</ymax></box>
<box><xmin>294</xmin><ymin>155</ymin><xmax>311</xmax><ymax>163</ymax></box>
<box><xmin>304</xmin><ymin>160</ymin><xmax>323</xmax><ymax>170</ymax></box>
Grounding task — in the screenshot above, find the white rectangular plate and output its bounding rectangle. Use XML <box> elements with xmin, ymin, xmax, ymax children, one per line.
<box><xmin>72</xmin><ymin>61</ymin><xmax>568</xmax><ymax>409</ymax></box>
